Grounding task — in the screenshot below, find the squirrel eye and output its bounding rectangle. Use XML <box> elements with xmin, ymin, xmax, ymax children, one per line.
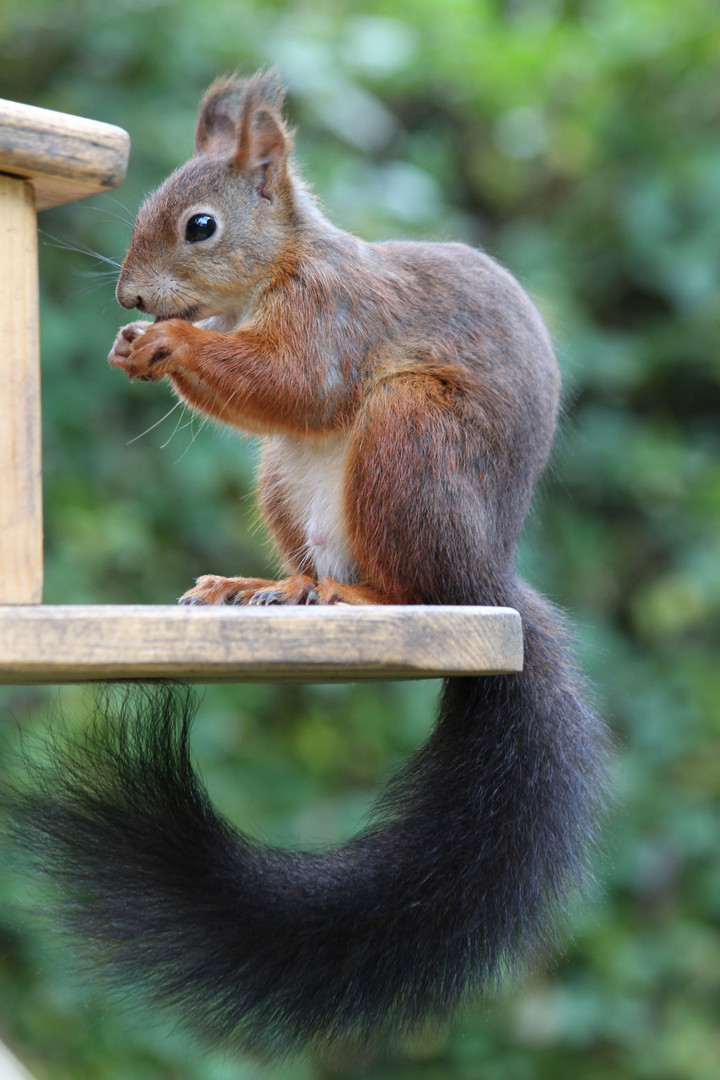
<box><xmin>184</xmin><ymin>213</ymin><xmax>217</xmax><ymax>243</ymax></box>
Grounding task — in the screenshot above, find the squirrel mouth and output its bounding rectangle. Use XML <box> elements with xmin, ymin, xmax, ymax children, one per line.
<box><xmin>154</xmin><ymin>306</ymin><xmax>199</xmax><ymax>323</ymax></box>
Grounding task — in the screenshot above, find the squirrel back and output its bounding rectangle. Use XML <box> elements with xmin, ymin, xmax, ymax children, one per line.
<box><xmin>6</xmin><ymin>70</ymin><xmax>610</xmax><ymax>1058</ymax></box>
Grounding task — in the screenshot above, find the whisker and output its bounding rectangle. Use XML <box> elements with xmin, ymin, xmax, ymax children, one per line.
<box><xmin>74</xmin><ymin>268</ymin><xmax>121</xmax><ymax>280</ymax></box>
<box><xmin>127</xmin><ymin>399</ymin><xmax>184</xmax><ymax>445</ymax></box>
<box><xmin>39</xmin><ymin>229</ymin><xmax>122</xmax><ymax>269</ymax></box>
<box><xmin>66</xmin><ymin>280</ymin><xmax>117</xmax><ymax>301</ymax></box>
<box><xmin>173</xmin><ymin>436</ymin><xmax>197</xmax><ymax>465</ymax></box>
<box><xmin>190</xmin><ymin>412</ymin><xmax>213</xmax><ymax>444</ymax></box>
<box><xmin>160</xmin><ymin>401</ymin><xmax>190</xmax><ymax>449</ymax></box>
<box><xmin>78</xmin><ymin>200</ymin><xmax>135</xmax><ymax>229</ymax></box>
<box><xmin>173</xmin><ymin>407</ymin><xmax>213</xmax><ymax>463</ymax></box>
<box><xmin>98</xmin><ymin>194</ymin><xmax>136</xmax><ymax>226</ymax></box>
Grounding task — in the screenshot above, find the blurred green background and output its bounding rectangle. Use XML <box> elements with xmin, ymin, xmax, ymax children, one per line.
<box><xmin>1</xmin><ymin>1</ymin><xmax>718</xmax><ymax>1077</ymax></box>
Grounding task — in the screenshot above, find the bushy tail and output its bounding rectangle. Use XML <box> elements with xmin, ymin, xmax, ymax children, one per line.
<box><xmin>5</xmin><ymin>585</ymin><xmax>609</xmax><ymax>1058</ymax></box>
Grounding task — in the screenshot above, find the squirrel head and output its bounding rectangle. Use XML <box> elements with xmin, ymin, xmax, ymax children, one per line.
<box><xmin>116</xmin><ymin>70</ymin><xmax>297</xmax><ymax>322</ymax></box>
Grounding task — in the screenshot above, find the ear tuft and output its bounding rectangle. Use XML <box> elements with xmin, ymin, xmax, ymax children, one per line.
<box><xmin>194</xmin><ymin>69</ymin><xmax>291</xmax><ymax>167</ymax></box>
<box><xmin>233</xmin><ymin>71</ymin><xmax>293</xmax><ymax>195</ymax></box>
<box><xmin>194</xmin><ymin>74</ymin><xmax>245</xmax><ymax>156</ymax></box>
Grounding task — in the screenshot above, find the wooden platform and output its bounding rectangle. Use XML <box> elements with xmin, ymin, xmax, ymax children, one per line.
<box><xmin>0</xmin><ymin>604</ymin><xmax>522</xmax><ymax>684</ymax></box>
<box><xmin>0</xmin><ymin>101</ymin><xmax>132</xmax><ymax>613</ymax></box>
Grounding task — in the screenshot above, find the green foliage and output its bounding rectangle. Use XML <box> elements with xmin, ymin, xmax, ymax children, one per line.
<box><xmin>0</xmin><ymin>1</ymin><xmax>718</xmax><ymax>1077</ymax></box>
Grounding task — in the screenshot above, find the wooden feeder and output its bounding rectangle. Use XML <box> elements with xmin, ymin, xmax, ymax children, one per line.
<box><xmin>0</xmin><ymin>96</ymin><xmax>522</xmax><ymax>1075</ymax></box>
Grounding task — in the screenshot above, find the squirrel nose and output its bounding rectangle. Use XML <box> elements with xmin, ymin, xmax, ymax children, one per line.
<box><xmin>120</xmin><ymin>294</ymin><xmax>144</xmax><ymax>312</ymax></box>
<box><xmin>117</xmin><ymin>287</ymin><xmax>145</xmax><ymax>312</ymax></box>
<box><xmin>116</xmin><ymin>270</ymin><xmax>146</xmax><ymax>311</ymax></box>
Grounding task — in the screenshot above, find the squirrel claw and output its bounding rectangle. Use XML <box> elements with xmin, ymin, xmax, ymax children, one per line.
<box><xmin>247</xmin><ymin>589</ymin><xmax>285</xmax><ymax>605</ymax></box>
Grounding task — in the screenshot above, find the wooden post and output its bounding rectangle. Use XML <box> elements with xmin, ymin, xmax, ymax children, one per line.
<box><xmin>0</xmin><ymin>98</ymin><xmax>131</xmax><ymax>605</ymax></box>
<box><xmin>0</xmin><ymin>174</ymin><xmax>42</xmax><ymax>603</ymax></box>
<box><xmin>0</xmin><ymin>1038</ymin><xmax>37</xmax><ymax>1079</ymax></box>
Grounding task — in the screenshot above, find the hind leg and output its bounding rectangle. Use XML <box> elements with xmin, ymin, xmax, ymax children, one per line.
<box><xmin>344</xmin><ymin>371</ymin><xmax>498</xmax><ymax>606</ymax></box>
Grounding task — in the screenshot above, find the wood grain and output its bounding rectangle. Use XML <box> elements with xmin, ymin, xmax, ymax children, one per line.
<box><xmin>0</xmin><ymin>176</ymin><xmax>43</xmax><ymax>604</ymax></box>
<box><xmin>0</xmin><ymin>605</ymin><xmax>523</xmax><ymax>684</ymax></box>
<box><xmin>0</xmin><ymin>99</ymin><xmax>130</xmax><ymax>210</ymax></box>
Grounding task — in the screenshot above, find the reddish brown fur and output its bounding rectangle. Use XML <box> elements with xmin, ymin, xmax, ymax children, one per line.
<box><xmin>22</xmin><ymin>72</ymin><xmax>609</xmax><ymax>1058</ymax></box>
<box><xmin>110</xmin><ymin>70</ymin><xmax>560</xmax><ymax>605</ymax></box>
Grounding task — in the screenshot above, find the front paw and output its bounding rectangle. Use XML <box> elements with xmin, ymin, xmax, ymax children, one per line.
<box><xmin>108</xmin><ymin>320</ymin><xmax>151</xmax><ymax>375</ymax></box>
<box><xmin>109</xmin><ymin>319</ymin><xmax>192</xmax><ymax>382</ymax></box>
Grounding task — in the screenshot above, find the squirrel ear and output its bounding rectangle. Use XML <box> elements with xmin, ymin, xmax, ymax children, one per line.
<box><xmin>235</xmin><ymin>105</ymin><xmax>292</xmax><ymax>198</ymax></box>
<box><xmin>195</xmin><ymin>71</ymin><xmax>292</xmax><ymax>198</ymax></box>
<box><xmin>195</xmin><ymin>75</ymin><xmax>244</xmax><ymax>156</ymax></box>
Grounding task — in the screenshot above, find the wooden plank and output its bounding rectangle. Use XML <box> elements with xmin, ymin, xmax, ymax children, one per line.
<box><xmin>0</xmin><ymin>99</ymin><xmax>130</xmax><ymax>210</ymax></box>
<box><xmin>0</xmin><ymin>605</ymin><xmax>523</xmax><ymax>684</ymax></box>
<box><xmin>0</xmin><ymin>1040</ymin><xmax>37</xmax><ymax>1080</ymax></box>
<box><xmin>0</xmin><ymin>176</ymin><xmax>43</xmax><ymax>604</ymax></box>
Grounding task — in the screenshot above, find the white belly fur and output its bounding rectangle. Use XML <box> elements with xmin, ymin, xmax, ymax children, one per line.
<box><xmin>265</xmin><ymin>432</ymin><xmax>356</xmax><ymax>582</ymax></box>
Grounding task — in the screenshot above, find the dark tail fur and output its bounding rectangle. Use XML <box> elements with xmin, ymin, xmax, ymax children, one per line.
<box><xmin>5</xmin><ymin>583</ymin><xmax>608</xmax><ymax>1058</ymax></box>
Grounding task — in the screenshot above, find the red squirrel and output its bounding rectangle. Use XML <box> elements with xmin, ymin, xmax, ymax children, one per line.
<box><xmin>13</xmin><ymin>72</ymin><xmax>608</xmax><ymax>1057</ymax></box>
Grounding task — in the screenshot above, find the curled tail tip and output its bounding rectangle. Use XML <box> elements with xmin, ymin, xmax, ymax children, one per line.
<box><xmin>4</xmin><ymin>666</ymin><xmax>609</xmax><ymax>1058</ymax></box>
